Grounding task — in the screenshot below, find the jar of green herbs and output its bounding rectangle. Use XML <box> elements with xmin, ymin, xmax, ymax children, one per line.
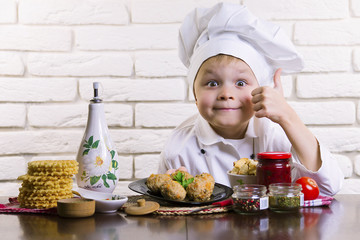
<box><xmin>268</xmin><ymin>183</ymin><xmax>304</xmax><ymax>212</ymax></box>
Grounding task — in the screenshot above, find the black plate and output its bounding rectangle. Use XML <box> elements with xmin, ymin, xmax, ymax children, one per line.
<box><xmin>128</xmin><ymin>178</ymin><xmax>233</xmax><ymax>206</ymax></box>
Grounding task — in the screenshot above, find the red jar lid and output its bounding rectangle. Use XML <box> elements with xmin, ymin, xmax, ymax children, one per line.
<box><xmin>257</xmin><ymin>152</ymin><xmax>291</xmax><ymax>160</ymax></box>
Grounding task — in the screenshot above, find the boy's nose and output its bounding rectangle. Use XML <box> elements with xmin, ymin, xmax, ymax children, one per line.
<box><xmin>218</xmin><ymin>87</ymin><xmax>235</xmax><ymax>100</ymax></box>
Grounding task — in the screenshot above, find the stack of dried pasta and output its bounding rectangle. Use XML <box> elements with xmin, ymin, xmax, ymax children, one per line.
<box><xmin>17</xmin><ymin>160</ymin><xmax>78</xmax><ymax>209</ymax></box>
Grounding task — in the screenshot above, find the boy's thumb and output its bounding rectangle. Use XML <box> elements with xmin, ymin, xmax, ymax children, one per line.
<box><xmin>273</xmin><ymin>68</ymin><xmax>283</xmax><ymax>94</ymax></box>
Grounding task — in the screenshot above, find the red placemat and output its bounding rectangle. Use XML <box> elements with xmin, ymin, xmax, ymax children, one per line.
<box><xmin>0</xmin><ymin>197</ymin><xmax>57</xmax><ymax>215</ymax></box>
<box><xmin>303</xmin><ymin>195</ymin><xmax>334</xmax><ymax>207</ymax></box>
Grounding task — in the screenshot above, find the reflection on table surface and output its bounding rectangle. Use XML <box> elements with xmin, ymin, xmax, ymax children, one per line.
<box><xmin>0</xmin><ymin>195</ymin><xmax>360</xmax><ymax>240</ymax></box>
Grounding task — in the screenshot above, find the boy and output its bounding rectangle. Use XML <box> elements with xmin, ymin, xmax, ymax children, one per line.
<box><xmin>158</xmin><ymin>3</ymin><xmax>343</xmax><ymax>196</ymax></box>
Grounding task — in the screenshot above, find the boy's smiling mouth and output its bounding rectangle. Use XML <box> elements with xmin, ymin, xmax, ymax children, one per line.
<box><xmin>213</xmin><ymin>107</ymin><xmax>240</xmax><ymax>111</ymax></box>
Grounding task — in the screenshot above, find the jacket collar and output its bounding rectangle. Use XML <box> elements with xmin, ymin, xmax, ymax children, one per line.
<box><xmin>195</xmin><ymin>114</ymin><xmax>258</xmax><ymax>146</ymax></box>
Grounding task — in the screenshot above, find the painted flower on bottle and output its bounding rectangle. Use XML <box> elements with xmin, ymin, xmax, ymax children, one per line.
<box><xmin>83</xmin><ymin>145</ymin><xmax>111</xmax><ymax>176</ymax></box>
<box><xmin>80</xmin><ymin>136</ymin><xmax>119</xmax><ymax>188</ymax></box>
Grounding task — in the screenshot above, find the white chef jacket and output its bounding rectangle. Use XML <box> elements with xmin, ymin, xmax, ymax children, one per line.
<box><xmin>158</xmin><ymin>114</ymin><xmax>344</xmax><ymax>196</ymax></box>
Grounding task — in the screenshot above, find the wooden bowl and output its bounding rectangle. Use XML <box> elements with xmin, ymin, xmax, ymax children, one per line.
<box><xmin>57</xmin><ymin>198</ymin><xmax>95</xmax><ymax>218</ymax></box>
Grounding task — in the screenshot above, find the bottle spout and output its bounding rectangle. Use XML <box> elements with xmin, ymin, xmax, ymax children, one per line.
<box><xmin>91</xmin><ymin>82</ymin><xmax>102</xmax><ymax>103</ymax></box>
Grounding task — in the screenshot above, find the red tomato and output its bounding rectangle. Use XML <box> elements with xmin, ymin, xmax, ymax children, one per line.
<box><xmin>296</xmin><ymin>177</ymin><xmax>319</xmax><ymax>200</ymax></box>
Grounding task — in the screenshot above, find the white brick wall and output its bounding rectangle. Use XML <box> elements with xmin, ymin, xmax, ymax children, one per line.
<box><xmin>0</xmin><ymin>26</ymin><xmax>72</xmax><ymax>51</ymax></box>
<box><xmin>1</xmin><ymin>0</ymin><xmax>360</xmax><ymax>196</ymax></box>
<box><xmin>243</xmin><ymin>0</ymin><xmax>348</xmax><ymax>19</ymax></box>
<box><xmin>18</xmin><ymin>0</ymin><xmax>129</xmax><ymax>25</ymax></box>
<box><xmin>297</xmin><ymin>74</ymin><xmax>360</xmax><ymax>98</ymax></box>
<box><xmin>75</xmin><ymin>25</ymin><xmax>179</xmax><ymax>50</ymax></box>
<box><xmin>28</xmin><ymin>53</ymin><xmax>133</xmax><ymax>77</ymax></box>
<box><xmin>0</xmin><ymin>78</ymin><xmax>77</xmax><ymax>102</ymax></box>
<box><xmin>0</xmin><ymin>0</ymin><xmax>17</xmax><ymax>24</ymax></box>
<box><xmin>135</xmin><ymin>103</ymin><xmax>198</xmax><ymax>127</ymax></box>
<box><xmin>0</xmin><ymin>53</ymin><xmax>24</xmax><ymax>75</ymax></box>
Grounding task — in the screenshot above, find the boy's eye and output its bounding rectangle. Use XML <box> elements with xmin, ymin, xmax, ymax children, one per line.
<box><xmin>236</xmin><ymin>80</ymin><xmax>246</xmax><ymax>87</ymax></box>
<box><xmin>207</xmin><ymin>81</ymin><xmax>218</xmax><ymax>87</ymax></box>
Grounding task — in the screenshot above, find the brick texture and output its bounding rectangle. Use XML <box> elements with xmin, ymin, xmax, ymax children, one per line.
<box><xmin>18</xmin><ymin>0</ymin><xmax>129</xmax><ymax>25</ymax></box>
<box><xmin>0</xmin><ymin>78</ymin><xmax>77</xmax><ymax>102</ymax></box>
<box><xmin>0</xmin><ymin>0</ymin><xmax>17</xmax><ymax>23</ymax></box>
<box><xmin>0</xmin><ymin>104</ymin><xmax>26</xmax><ymax>127</ymax></box>
<box><xmin>297</xmin><ymin>74</ymin><xmax>360</xmax><ymax>98</ymax></box>
<box><xmin>353</xmin><ymin>0</ymin><xmax>360</xmax><ymax>16</ymax></box>
<box><xmin>353</xmin><ymin>49</ymin><xmax>360</xmax><ymax>71</ymax></box>
<box><xmin>334</xmin><ymin>154</ymin><xmax>353</xmax><ymax>178</ymax></box>
<box><xmin>28</xmin><ymin>53</ymin><xmax>133</xmax><ymax>77</ymax></box>
<box><xmin>244</xmin><ymin>0</ymin><xmax>348</xmax><ymax>20</ymax></box>
<box><xmin>28</xmin><ymin>103</ymin><xmax>133</xmax><ymax>127</ymax></box>
<box><xmin>354</xmin><ymin>155</ymin><xmax>360</xmax><ymax>176</ymax></box>
<box><xmin>295</xmin><ymin>20</ymin><xmax>360</xmax><ymax>45</ymax></box>
<box><xmin>134</xmin><ymin>154</ymin><xmax>161</xmax><ymax>178</ymax></box>
<box><xmin>135</xmin><ymin>103</ymin><xmax>198</xmax><ymax>127</ymax></box>
<box><xmin>0</xmin><ymin>53</ymin><xmax>24</xmax><ymax>76</ymax></box>
<box><xmin>0</xmin><ymin>27</ymin><xmax>71</xmax><ymax>51</ymax></box>
<box><xmin>298</xmin><ymin>47</ymin><xmax>351</xmax><ymax>73</ymax></box>
<box><xmin>290</xmin><ymin>101</ymin><xmax>355</xmax><ymax>125</ymax></box>
<box><xmin>79</xmin><ymin>78</ymin><xmax>186</xmax><ymax>101</ymax></box>
<box><xmin>130</xmin><ymin>0</ymin><xmax>229</xmax><ymax>23</ymax></box>
<box><xmin>0</xmin><ymin>0</ymin><xmax>359</xmax><ymax>195</ymax></box>
<box><xmin>310</xmin><ymin>127</ymin><xmax>360</xmax><ymax>152</ymax></box>
<box><xmin>0</xmin><ymin>157</ymin><xmax>27</xmax><ymax>180</ymax></box>
<box><xmin>135</xmin><ymin>51</ymin><xmax>187</xmax><ymax>77</ymax></box>
<box><xmin>75</xmin><ymin>25</ymin><xmax>179</xmax><ymax>51</ymax></box>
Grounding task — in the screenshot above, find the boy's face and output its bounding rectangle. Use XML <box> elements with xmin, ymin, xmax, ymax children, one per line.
<box><xmin>194</xmin><ymin>55</ymin><xmax>259</xmax><ymax>139</ymax></box>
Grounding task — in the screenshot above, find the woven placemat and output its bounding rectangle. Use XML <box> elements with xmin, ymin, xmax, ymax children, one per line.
<box><xmin>0</xmin><ymin>197</ymin><xmax>57</xmax><ymax>215</ymax></box>
<box><xmin>120</xmin><ymin>195</ymin><xmax>232</xmax><ymax>216</ymax></box>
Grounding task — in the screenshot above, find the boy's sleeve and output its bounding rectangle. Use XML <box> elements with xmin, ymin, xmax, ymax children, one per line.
<box><xmin>291</xmin><ymin>140</ymin><xmax>344</xmax><ymax>196</ymax></box>
<box><xmin>157</xmin><ymin>151</ymin><xmax>171</xmax><ymax>174</ymax></box>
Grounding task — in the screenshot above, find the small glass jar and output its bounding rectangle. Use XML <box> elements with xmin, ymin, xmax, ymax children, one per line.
<box><xmin>231</xmin><ymin>184</ymin><xmax>268</xmax><ymax>214</ymax></box>
<box><xmin>268</xmin><ymin>183</ymin><xmax>304</xmax><ymax>212</ymax></box>
<box><xmin>256</xmin><ymin>152</ymin><xmax>292</xmax><ymax>189</ymax></box>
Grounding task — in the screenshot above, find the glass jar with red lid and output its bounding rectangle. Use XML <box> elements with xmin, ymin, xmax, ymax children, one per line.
<box><xmin>256</xmin><ymin>152</ymin><xmax>292</xmax><ymax>189</ymax></box>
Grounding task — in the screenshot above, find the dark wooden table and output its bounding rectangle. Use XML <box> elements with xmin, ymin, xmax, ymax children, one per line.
<box><xmin>1</xmin><ymin>194</ymin><xmax>359</xmax><ymax>240</ymax></box>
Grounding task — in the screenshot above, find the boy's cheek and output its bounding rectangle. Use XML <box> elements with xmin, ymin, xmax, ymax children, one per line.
<box><xmin>245</xmin><ymin>95</ymin><xmax>254</xmax><ymax>105</ymax></box>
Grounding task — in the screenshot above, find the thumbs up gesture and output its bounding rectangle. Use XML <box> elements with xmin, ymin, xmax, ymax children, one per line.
<box><xmin>251</xmin><ymin>68</ymin><xmax>291</xmax><ymax>124</ymax></box>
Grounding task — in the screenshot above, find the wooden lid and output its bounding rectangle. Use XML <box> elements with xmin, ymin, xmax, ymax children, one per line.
<box><xmin>125</xmin><ymin>199</ymin><xmax>160</xmax><ymax>215</ymax></box>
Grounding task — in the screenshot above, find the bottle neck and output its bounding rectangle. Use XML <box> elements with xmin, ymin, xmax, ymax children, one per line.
<box><xmin>86</xmin><ymin>102</ymin><xmax>107</xmax><ymax>128</ymax></box>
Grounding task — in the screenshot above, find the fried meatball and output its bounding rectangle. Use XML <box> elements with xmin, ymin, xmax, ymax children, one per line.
<box><xmin>146</xmin><ymin>174</ymin><xmax>172</xmax><ymax>194</ymax></box>
<box><xmin>186</xmin><ymin>173</ymin><xmax>215</xmax><ymax>202</ymax></box>
<box><xmin>160</xmin><ymin>180</ymin><xmax>187</xmax><ymax>201</ymax></box>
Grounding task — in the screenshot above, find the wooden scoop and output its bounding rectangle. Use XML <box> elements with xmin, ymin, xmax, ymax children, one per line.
<box><xmin>72</xmin><ymin>190</ymin><xmax>85</xmax><ymax>199</ymax></box>
<box><xmin>125</xmin><ymin>199</ymin><xmax>160</xmax><ymax>215</ymax></box>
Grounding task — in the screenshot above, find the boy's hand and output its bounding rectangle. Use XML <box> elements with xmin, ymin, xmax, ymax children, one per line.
<box><xmin>251</xmin><ymin>68</ymin><xmax>293</xmax><ymax>124</ymax></box>
<box><xmin>165</xmin><ymin>166</ymin><xmax>188</xmax><ymax>175</ymax></box>
<box><xmin>253</xmin><ymin>69</ymin><xmax>322</xmax><ymax>172</ymax></box>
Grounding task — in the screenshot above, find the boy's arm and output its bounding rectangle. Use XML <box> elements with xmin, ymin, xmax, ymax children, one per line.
<box><xmin>251</xmin><ymin>69</ymin><xmax>322</xmax><ymax>172</ymax></box>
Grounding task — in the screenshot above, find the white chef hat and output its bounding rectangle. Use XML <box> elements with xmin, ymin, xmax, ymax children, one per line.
<box><xmin>179</xmin><ymin>3</ymin><xmax>304</xmax><ymax>87</ymax></box>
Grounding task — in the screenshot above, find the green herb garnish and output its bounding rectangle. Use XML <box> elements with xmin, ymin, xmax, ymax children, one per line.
<box><xmin>236</xmin><ymin>179</ymin><xmax>244</xmax><ymax>185</ymax></box>
<box><xmin>173</xmin><ymin>171</ymin><xmax>194</xmax><ymax>189</ymax></box>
